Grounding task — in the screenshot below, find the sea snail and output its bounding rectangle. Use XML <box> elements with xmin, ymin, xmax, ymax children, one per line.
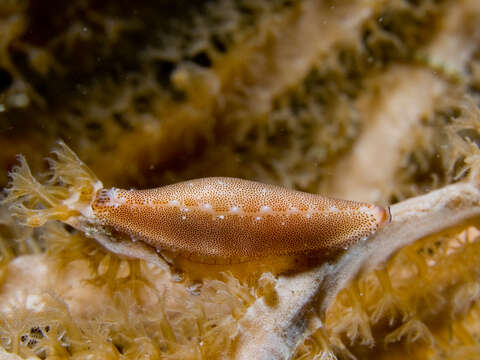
<box><xmin>91</xmin><ymin>177</ymin><xmax>391</xmax><ymax>264</ymax></box>
<box><xmin>5</xmin><ymin>142</ymin><xmax>391</xmax><ymax>266</ymax></box>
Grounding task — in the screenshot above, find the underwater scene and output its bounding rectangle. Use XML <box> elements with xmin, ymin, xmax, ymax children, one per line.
<box><xmin>1</xmin><ymin>0</ymin><xmax>480</xmax><ymax>359</ymax></box>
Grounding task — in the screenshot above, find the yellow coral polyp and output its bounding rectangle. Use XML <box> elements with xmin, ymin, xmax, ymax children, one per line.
<box><xmin>3</xmin><ymin>141</ymin><xmax>100</xmax><ymax>229</ymax></box>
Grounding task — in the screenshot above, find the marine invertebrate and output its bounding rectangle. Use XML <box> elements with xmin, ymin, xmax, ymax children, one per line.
<box><xmin>3</xmin><ymin>142</ymin><xmax>389</xmax><ymax>267</ymax></box>
<box><xmin>0</xmin><ymin>258</ymin><xmax>255</xmax><ymax>359</ymax></box>
<box><xmin>2</xmin><ymin>1</ymin><xmax>480</xmax><ymax>359</ymax></box>
<box><xmin>93</xmin><ymin>178</ymin><xmax>390</xmax><ymax>264</ymax></box>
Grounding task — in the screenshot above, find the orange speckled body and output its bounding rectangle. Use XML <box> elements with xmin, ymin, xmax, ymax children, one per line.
<box><xmin>92</xmin><ymin>177</ymin><xmax>390</xmax><ymax>264</ymax></box>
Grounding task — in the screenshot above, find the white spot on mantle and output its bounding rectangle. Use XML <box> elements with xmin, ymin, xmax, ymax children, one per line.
<box><xmin>287</xmin><ymin>206</ymin><xmax>298</xmax><ymax>215</ymax></box>
<box><xmin>359</xmin><ymin>206</ymin><xmax>370</xmax><ymax>213</ymax></box>
<box><xmin>260</xmin><ymin>205</ymin><xmax>272</xmax><ymax>214</ymax></box>
<box><xmin>202</xmin><ymin>203</ymin><xmax>214</xmax><ymax>214</ymax></box>
<box><xmin>229</xmin><ymin>205</ymin><xmax>244</xmax><ymax>215</ymax></box>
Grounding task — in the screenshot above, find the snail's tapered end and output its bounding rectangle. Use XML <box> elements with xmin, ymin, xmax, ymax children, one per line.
<box><xmin>374</xmin><ymin>205</ymin><xmax>392</xmax><ymax>228</ymax></box>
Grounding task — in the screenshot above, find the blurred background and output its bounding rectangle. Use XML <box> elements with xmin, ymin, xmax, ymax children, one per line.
<box><xmin>2</xmin><ymin>0</ymin><xmax>479</xmax><ymax>204</ymax></box>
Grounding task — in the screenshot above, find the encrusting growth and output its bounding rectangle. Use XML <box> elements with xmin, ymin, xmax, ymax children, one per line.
<box><xmin>2</xmin><ymin>141</ymin><xmax>391</xmax><ymax>266</ymax></box>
